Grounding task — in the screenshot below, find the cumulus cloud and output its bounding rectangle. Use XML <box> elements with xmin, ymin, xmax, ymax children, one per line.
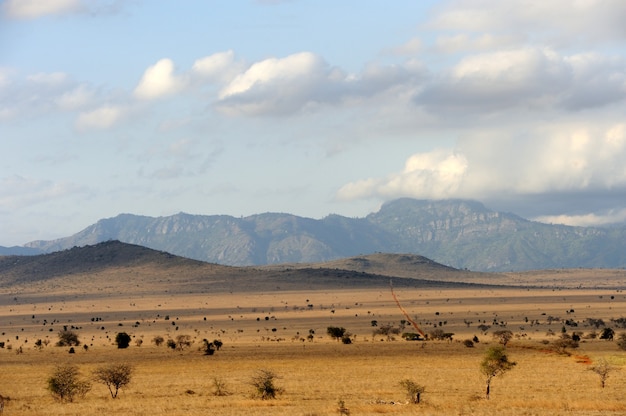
<box><xmin>75</xmin><ymin>105</ymin><xmax>123</xmax><ymax>130</ymax></box>
<box><xmin>191</xmin><ymin>50</ymin><xmax>243</xmax><ymax>84</ymax></box>
<box><xmin>216</xmin><ymin>52</ymin><xmax>424</xmax><ymax>116</ymax></box>
<box><xmin>434</xmin><ymin>33</ymin><xmax>523</xmax><ymax>54</ymax></box>
<box><xmin>134</xmin><ymin>59</ymin><xmax>186</xmax><ymax>100</ymax></box>
<box><xmin>2</xmin><ymin>0</ymin><xmax>82</xmax><ymax>19</ymax></box>
<box><xmin>337</xmin><ymin>123</ymin><xmax>626</xmax><ymax>223</ymax></box>
<box><xmin>0</xmin><ymin>175</ymin><xmax>86</xmax><ymax>210</ymax></box>
<box><xmin>414</xmin><ymin>47</ymin><xmax>626</xmax><ymax>115</ymax></box>
<box><xmin>429</xmin><ymin>0</ymin><xmax>626</xmax><ymax>46</ymax></box>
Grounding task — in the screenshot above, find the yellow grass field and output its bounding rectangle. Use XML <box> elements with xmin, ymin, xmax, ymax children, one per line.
<box><xmin>2</xmin><ymin>283</ymin><xmax>626</xmax><ymax>415</ymax></box>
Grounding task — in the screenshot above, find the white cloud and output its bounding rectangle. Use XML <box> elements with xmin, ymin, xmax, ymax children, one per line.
<box><xmin>414</xmin><ymin>47</ymin><xmax>626</xmax><ymax>115</ymax></box>
<box><xmin>429</xmin><ymin>0</ymin><xmax>626</xmax><ymax>46</ymax></box>
<box><xmin>534</xmin><ymin>209</ymin><xmax>626</xmax><ymax>227</ymax></box>
<box><xmin>0</xmin><ymin>175</ymin><xmax>86</xmax><ymax>210</ymax></box>
<box><xmin>216</xmin><ymin>52</ymin><xmax>425</xmax><ymax>116</ymax></box>
<box><xmin>134</xmin><ymin>59</ymin><xmax>186</xmax><ymax>100</ymax></box>
<box><xmin>26</xmin><ymin>71</ymin><xmax>70</xmax><ymax>86</ymax></box>
<box><xmin>75</xmin><ymin>105</ymin><xmax>123</xmax><ymax>130</ymax></box>
<box><xmin>387</xmin><ymin>37</ymin><xmax>423</xmax><ymax>55</ymax></box>
<box><xmin>2</xmin><ymin>0</ymin><xmax>82</xmax><ymax>19</ymax></box>
<box><xmin>191</xmin><ymin>50</ymin><xmax>243</xmax><ymax>84</ymax></box>
<box><xmin>55</xmin><ymin>84</ymin><xmax>94</xmax><ymax>110</ymax></box>
<box><xmin>337</xmin><ymin>123</ymin><xmax>626</xmax><ymax>203</ymax></box>
<box><xmin>434</xmin><ymin>33</ymin><xmax>523</xmax><ymax>54</ymax></box>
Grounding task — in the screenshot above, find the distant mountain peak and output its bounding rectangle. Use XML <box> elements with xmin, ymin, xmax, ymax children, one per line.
<box><xmin>16</xmin><ymin>198</ymin><xmax>626</xmax><ymax>272</ymax></box>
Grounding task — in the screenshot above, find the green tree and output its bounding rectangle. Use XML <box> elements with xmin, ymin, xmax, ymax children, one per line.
<box><xmin>47</xmin><ymin>365</ymin><xmax>91</xmax><ymax>402</ymax></box>
<box><xmin>115</xmin><ymin>332</ymin><xmax>131</xmax><ymax>349</ymax></box>
<box><xmin>93</xmin><ymin>363</ymin><xmax>133</xmax><ymax>398</ymax></box>
<box><xmin>480</xmin><ymin>346</ymin><xmax>516</xmax><ymax>399</ymax></box>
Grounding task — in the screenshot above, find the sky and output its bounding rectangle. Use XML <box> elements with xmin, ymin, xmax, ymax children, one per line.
<box><xmin>1</xmin><ymin>0</ymin><xmax>626</xmax><ymax>246</ymax></box>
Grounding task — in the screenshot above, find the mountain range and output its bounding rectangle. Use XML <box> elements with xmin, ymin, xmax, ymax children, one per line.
<box><xmin>4</xmin><ymin>198</ymin><xmax>626</xmax><ymax>272</ymax></box>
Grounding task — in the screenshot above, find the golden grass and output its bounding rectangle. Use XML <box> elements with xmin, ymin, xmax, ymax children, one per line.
<box><xmin>1</xmin><ymin>341</ymin><xmax>625</xmax><ymax>415</ymax></box>
<box><xmin>2</xmin><ymin>282</ymin><xmax>626</xmax><ymax>415</ymax></box>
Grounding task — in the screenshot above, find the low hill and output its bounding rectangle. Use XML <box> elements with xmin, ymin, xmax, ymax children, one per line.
<box><xmin>0</xmin><ymin>241</ymin><xmax>494</xmax><ymax>299</ymax></box>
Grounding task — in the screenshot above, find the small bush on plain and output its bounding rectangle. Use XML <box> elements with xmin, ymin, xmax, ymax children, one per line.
<box><xmin>93</xmin><ymin>363</ymin><xmax>133</xmax><ymax>398</ymax></box>
<box><xmin>47</xmin><ymin>364</ymin><xmax>91</xmax><ymax>402</ymax></box>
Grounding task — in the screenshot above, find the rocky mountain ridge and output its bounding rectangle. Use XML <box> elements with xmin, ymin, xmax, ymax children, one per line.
<box><xmin>8</xmin><ymin>198</ymin><xmax>626</xmax><ymax>272</ymax></box>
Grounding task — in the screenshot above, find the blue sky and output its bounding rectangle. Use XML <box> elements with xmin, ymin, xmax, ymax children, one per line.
<box><xmin>1</xmin><ymin>0</ymin><xmax>626</xmax><ymax>246</ymax></box>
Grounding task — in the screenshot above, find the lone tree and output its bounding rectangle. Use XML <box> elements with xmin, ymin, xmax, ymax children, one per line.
<box><xmin>589</xmin><ymin>359</ymin><xmax>614</xmax><ymax>388</ymax></box>
<box><xmin>327</xmin><ymin>326</ymin><xmax>346</xmax><ymax>341</ymax></box>
<box><xmin>399</xmin><ymin>379</ymin><xmax>425</xmax><ymax>404</ymax></box>
<box><xmin>93</xmin><ymin>363</ymin><xmax>133</xmax><ymax>398</ymax></box>
<box><xmin>115</xmin><ymin>332</ymin><xmax>131</xmax><ymax>349</ymax></box>
<box><xmin>480</xmin><ymin>345</ymin><xmax>516</xmax><ymax>399</ymax></box>
<box><xmin>56</xmin><ymin>330</ymin><xmax>80</xmax><ymax>347</ymax></box>
<box><xmin>492</xmin><ymin>330</ymin><xmax>513</xmax><ymax>346</ymax></box>
<box><xmin>47</xmin><ymin>364</ymin><xmax>91</xmax><ymax>402</ymax></box>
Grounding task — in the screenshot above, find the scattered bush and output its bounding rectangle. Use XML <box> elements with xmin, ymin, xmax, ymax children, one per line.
<box><xmin>152</xmin><ymin>335</ymin><xmax>164</xmax><ymax>346</ymax></box>
<box><xmin>337</xmin><ymin>399</ymin><xmax>350</xmax><ymax>415</ymax></box>
<box><xmin>492</xmin><ymin>330</ymin><xmax>513</xmax><ymax>346</ymax></box>
<box><xmin>47</xmin><ymin>364</ymin><xmax>91</xmax><ymax>402</ymax></box>
<box><xmin>56</xmin><ymin>330</ymin><xmax>80</xmax><ymax>347</ymax></box>
<box><xmin>250</xmin><ymin>369</ymin><xmax>282</xmax><ymax>399</ymax></box>
<box><xmin>616</xmin><ymin>333</ymin><xmax>626</xmax><ymax>350</ymax></box>
<box><xmin>202</xmin><ymin>339</ymin><xmax>215</xmax><ymax>355</ymax></box>
<box><xmin>589</xmin><ymin>359</ymin><xmax>615</xmax><ymax>388</ymax></box>
<box><xmin>600</xmin><ymin>327</ymin><xmax>615</xmax><ymax>341</ymax></box>
<box><xmin>552</xmin><ymin>335</ymin><xmax>579</xmax><ymax>355</ymax></box>
<box><xmin>115</xmin><ymin>332</ymin><xmax>131</xmax><ymax>349</ymax></box>
<box><xmin>399</xmin><ymin>379</ymin><xmax>425</xmax><ymax>404</ymax></box>
<box><xmin>327</xmin><ymin>326</ymin><xmax>346</xmax><ymax>340</ymax></box>
<box><xmin>171</xmin><ymin>334</ymin><xmax>191</xmax><ymax>351</ymax></box>
<box><xmin>93</xmin><ymin>363</ymin><xmax>133</xmax><ymax>398</ymax></box>
<box><xmin>212</xmin><ymin>376</ymin><xmax>231</xmax><ymax>396</ymax></box>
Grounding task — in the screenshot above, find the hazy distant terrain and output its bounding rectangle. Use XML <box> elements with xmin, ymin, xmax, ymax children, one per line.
<box><xmin>8</xmin><ymin>198</ymin><xmax>626</xmax><ymax>271</ymax></box>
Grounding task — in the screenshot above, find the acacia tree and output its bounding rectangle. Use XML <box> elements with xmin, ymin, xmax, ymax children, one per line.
<box><xmin>47</xmin><ymin>365</ymin><xmax>91</xmax><ymax>402</ymax></box>
<box><xmin>250</xmin><ymin>369</ymin><xmax>282</xmax><ymax>400</ymax></box>
<box><xmin>93</xmin><ymin>363</ymin><xmax>133</xmax><ymax>398</ymax></box>
<box><xmin>492</xmin><ymin>330</ymin><xmax>513</xmax><ymax>346</ymax></box>
<box><xmin>399</xmin><ymin>379</ymin><xmax>425</xmax><ymax>404</ymax></box>
<box><xmin>56</xmin><ymin>330</ymin><xmax>80</xmax><ymax>347</ymax></box>
<box><xmin>589</xmin><ymin>359</ymin><xmax>614</xmax><ymax>388</ymax></box>
<box><xmin>480</xmin><ymin>346</ymin><xmax>516</xmax><ymax>399</ymax></box>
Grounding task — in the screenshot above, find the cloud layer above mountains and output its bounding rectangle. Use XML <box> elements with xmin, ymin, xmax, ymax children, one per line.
<box><xmin>1</xmin><ymin>0</ymin><xmax>625</xmax><ymax>244</ymax></box>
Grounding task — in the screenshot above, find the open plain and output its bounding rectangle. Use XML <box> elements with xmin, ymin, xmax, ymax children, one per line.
<box><xmin>1</xmin><ymin>242</ymin><xmax>626</xmax><ymax>415</ymax></box>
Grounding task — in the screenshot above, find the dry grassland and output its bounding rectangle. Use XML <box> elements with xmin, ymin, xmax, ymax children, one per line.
<box><xmin>2</xmin><ymin>281</ymin><xmax>626</xmax><ymax>415</ymax></box>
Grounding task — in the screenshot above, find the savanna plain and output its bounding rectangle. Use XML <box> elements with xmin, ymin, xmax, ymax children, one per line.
<box><xmin>1</xmin><ymin>245</ymin><xmax>626</xmax><ymax>415</ymax></box>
